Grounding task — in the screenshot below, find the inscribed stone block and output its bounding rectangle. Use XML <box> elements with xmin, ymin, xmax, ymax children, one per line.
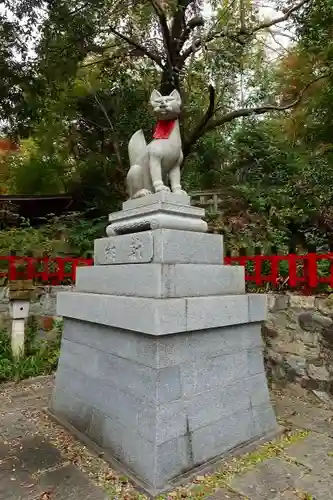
<box><xmin>94</xmin><ymin>229</ymin><xmax>223</xmax><ymax>265</ymax></box>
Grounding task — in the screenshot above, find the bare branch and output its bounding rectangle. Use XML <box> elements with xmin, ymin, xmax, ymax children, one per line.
<box><xmin>93</xmin><ymin>91</ymin><xmax>124</xmax><ymax>172</ymax></box>
<box><xmin>178</xmin><ymin>15</ymin><xmax>205</xmax><ymax>51</ymax></box>
<box><xmin>183</xmin><ymin>85</ymin><xmax>216</xmax><ymax>159</ymax></box>
<box><xmin>180</xmin><ymin>0</ymin><xmax>312</xmax><ymax>65</ymax></box>
<box><xmin>171</xmin><ymin>0</ymin><xmax>192</xmax><ymax>42</ymax></box>
<box><xmin>205</xmin><ymin>72</ymin><xmax>331</xmax><ymax>132</ymax></box>
<box><xmin>150</xmin><ymin>0</ymin><xmax>173</xmax><ymax>63</ymax></box>
<box><xmin>251</xmin><ymin>0</ymin><xmax>313</xmax><ymax>34</ymax></box>
<box><xmin>108</xmin><ymin>26</ymin><xmax>164</xmax><ymax>68</ymax></box>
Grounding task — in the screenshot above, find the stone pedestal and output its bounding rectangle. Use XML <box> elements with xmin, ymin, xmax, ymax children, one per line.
<box><xmin>50</xmin><ymin>194</ymin><xmax>278</xmax><ymax>495</ymax></box>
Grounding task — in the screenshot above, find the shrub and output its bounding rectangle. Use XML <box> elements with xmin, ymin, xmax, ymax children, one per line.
<box><xmin>0</xmin><ymin>318</ymin><xmax>63</xmax><ymax>382</ymax></box>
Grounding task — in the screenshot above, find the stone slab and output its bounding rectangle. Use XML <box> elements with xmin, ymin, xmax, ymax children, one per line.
<box><xmin>57</xmin><ymin>291</ymin><xmax>187</xmax><ymax>335</ymax></box>
<box><xmin>76</xmin><ymin>263</ymin><xmax>245</xmax><ymax>297</ymax></box>
<box><xmin>62</xmin><ymin>319</ymin><xmax>263</xmax><ymax>369</ymax></box>
<box><xmin>283</xmin><ymin>434</ymin><xmax>333</xmax><ymax>474</ymax></box>
<box><xmin>109</xmin><ymin>201</ymin><xmax>204</xmax><ymax>222</ymax></box>
<box><xmin>38</xmin><ymin>464</ymin><xmax>108</xmax><ymax>499</ymax></box>
<box><xmin>0</xmin><ymin>457</ymin><xmax>42</xmax><ymax>500</ymax></box>
<box><xmin>59</xmin><ymin>338</ymin><xmax>181</xmax><ymax>404</ymax></box>
<box><xmin>191</xmin><ymin>408</ymin><xmax>255</xmax><ymax>463</ymax></box>
<box><xmin>52</xmin><ymin>312</ymin><xmax>276</xmax><ymax>494</ymax></box>
<box><xmin>208</xmin><ymin>488</ymin><xmax>244</xmax><ymax>499</ymax></box>
<box><xmin>230</xmin><ymin>457</ymin><xmax>306</xmax><ymax>499</ymax></box>
<box><xmin>94</xmin><ymin>229</ymin><xmax>224</xmax><ymax>265</ymax></box>
<box><xmin>53</xmin><ymin>369</ymin><xmax>186</xmax><ymax>446</ymax></box>
<box><xmin>107</xmin><ymin>202</ymin><xmax>207</xmax><ymax>235</ymax></box>
<box><xmin>293</xmin><ymin>471</ymin><xmax>333</xmax><ymax>500</ymax></box>
<box><xmin>57</xmin><ymin>292</ymin><xmax>265</xmax><ymax>334</ymax></box>
<box><xmin>15</xmin><ymin>436</ymin><xmax>64</xmax><ymax>474</ymax></box>
<box><xmin>122</xmin><ymin>191</ymin><xmax>191</xmax><ymax>210</ymax></box>
<box><xmin>248</xmin><ymin>293</ymin><xmax>268</xmax><ymax>322</ymax></box>
<box><xmin>0</xmin><ymin>410</ymin><xmax>38</xmax><ymax>440</ymax></box>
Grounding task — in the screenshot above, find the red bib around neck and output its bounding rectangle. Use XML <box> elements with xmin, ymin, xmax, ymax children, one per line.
<box><xmin>153</xmin><ymin>119</ymin><xmax>176</xmax><ymax>139</ymax></box>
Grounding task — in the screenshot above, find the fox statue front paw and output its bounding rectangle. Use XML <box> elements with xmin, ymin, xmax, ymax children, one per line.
<box><xmin>155</xmin><ymin>184</ymin><xmax>171</xmax><ymax>193</ymax></box>
<box><xmin>172</xmin><ymin>188</ymin><xmax>187</xmax><ymax>195</ymax></box>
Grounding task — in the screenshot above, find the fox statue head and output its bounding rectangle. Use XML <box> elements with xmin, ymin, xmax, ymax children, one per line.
<box><xmin>150</xmin><ymin>89</ymin><xmax>182</xmax><ymax>120</ymax></box>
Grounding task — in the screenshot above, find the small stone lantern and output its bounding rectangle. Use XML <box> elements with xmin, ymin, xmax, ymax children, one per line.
<box><xmin>8</xmin><ymin>280</ymin><xmax>35</xmax><ymax>358</ymax></box>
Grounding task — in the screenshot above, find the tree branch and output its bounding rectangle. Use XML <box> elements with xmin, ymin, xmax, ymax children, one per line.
<box><xmin>171</xmin><ymin>0</ymin><xmax>192</xmax><ymax>42</ymax></box>
<box><xmin>205</xmin><ymin>72</ymin><xmax>331</xmax><ymax>132</ymax></box>
<box><xmin>108</xmin><ymin>26</ymin><xmax>164</xmax><ymax>68</ymax></box>
<box><xmin>250</xmin><ymin>0</ymin><xmax>313</xmax><ymax>34</ymax></box>
<box><xmin>178</xmin><ymin>16</ymin><xmax>205</xmax><ymax>50</ymax></box>
<box><xmin>150</xmin><ymin>0</ymin><xmax>173</xmax><ymax>63</ymax></box>
<box><xmin>179</xmin><ymin>0</ymin><xmax>313</xmax><ymax>65</ymax></box>
<box><xmin>183</xmin><ymin>84</ymin><xmax>215</xmax><ymax>159</ymax></box>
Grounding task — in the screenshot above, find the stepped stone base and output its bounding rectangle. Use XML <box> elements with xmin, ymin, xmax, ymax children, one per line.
<box><xmin>51</xmin><ymin>319</ymin><xmax>277</xmax><ymax>495</ymax></box>
<box><xmin>51</xmin><ymin>193</ymin><xmax>278</xmax><ymax>495</ymax></box>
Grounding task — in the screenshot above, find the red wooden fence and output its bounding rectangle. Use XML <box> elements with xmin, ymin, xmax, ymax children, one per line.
<box><xmin>1</xmin><ymin>253</ymin><xmax>333</xmax><ymax>292</ymax></box>
<box><xmin>0</xmin><ymin>256</ymin><xmax>93</xmax><ymax>285</ymax></box>
<box><xmin>224</xmin><ymin>252</ymin><xmax>333</xmax><ymax>292</ymax></box>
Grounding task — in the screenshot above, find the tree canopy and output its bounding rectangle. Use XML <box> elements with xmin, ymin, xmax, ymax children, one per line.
<box><xmin>1</xmin><ymin>0</ymin><xmax>333</xmax><ymax>251</ymax></box>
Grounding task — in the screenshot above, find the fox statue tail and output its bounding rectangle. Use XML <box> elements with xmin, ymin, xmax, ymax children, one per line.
<box><xmin>128</xmin><ymin>129</ymin><xmax>147</xmax><ymax>166</ymax></box>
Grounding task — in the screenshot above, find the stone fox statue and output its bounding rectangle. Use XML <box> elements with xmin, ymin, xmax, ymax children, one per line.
<box><xmin>126</xmin><ymin>89</ymin><xmax>187</xmax><ymax>199</ymax></box>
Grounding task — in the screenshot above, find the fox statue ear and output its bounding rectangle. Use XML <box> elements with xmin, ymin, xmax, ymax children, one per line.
<box><xmin>150</xmin><ymin>89</ymin><xmax>162</xmax><ymax>102</ymax></box>
<box><xmin>169</xmin><ymin>89</ymin><xmax>181</xmax><ymax>103</ymax></box>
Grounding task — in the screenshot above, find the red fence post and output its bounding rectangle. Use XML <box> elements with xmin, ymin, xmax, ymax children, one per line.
<box><xmin>303</xmin><ymin>253</ymin><xmax>318</xmax><ymax>292</ymax></box>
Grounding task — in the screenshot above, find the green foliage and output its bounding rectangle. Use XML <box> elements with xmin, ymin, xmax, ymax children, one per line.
<box><xmin>0</xmin><ymin>213</ymin><xmax>107</xmax><ymax>259</ymax></box>
<box><xmin>0</xmin><ymin>320</ymin><xmax>62</xmax><ymax>383</ymax></box>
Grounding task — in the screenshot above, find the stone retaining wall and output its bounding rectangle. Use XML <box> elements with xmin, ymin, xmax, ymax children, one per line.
<box><xmin>0</xmin><ymin>285</ymin><xmax>331</xmax><ymax>393</ymax></box>
<box><xmin>265</xmin><ymin>293</ymin><xmax>333</xmax><ymax>392</ymax></box>
<box><xmin>0</xmin><ymin>286</ymin><xmax>72</xmax><ymax>330</ymax></box>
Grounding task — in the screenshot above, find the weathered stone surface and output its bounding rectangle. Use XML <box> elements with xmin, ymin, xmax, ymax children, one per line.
<box><xmin>38</xmin><ymin>464</ymin><xmax>108</xmax><ymax>499</ymax></box>
<box><xmin>230</xmin><ymin>458</ymin><xmax>306</xmax><ymax>499</ymax></box>
<box><xmin>15</xmin><ymin>436</ymin><xmax>64</xmax><ymax>473</ymax></box>
<box><xmin>298</xmin><ymin>311</ymin><xmax>332</xmax><ymax>331</ymax></box>
<box><xmin>207</xmin><ymin>487</ymin><xmax>243</xmax><ymax>499</ymax></box>
<box><xmin>293</xmin><ymin>471</ymin><xmax>333</xmax><ymax>500</ymax></box>
<box><xmin>262</xmin><ymin>324</ymin><xmax>279</xmax><ymax>339</ymax></box>
<box><xmin>282</xmin><ymin>403</ymin><xmax>333</xmax><ymax>436</ymax></box>
<box><xmin>283</xmin><ymin>355</ymin><xmax>307</xmax><ymax>377</ymax></box>
<box><xmin>307</xmin><ymin>363</ymin><xmax>330</xmax><ymax>382</ymax></box>
<box><xmin>0</xmin><ymin>458</ymin><xmax>42</xmax><ymax>500</ymax></box>
<box><xmin>0</xmin><ymin>410</ymin><xmax>38</xmax><ymax>440</ymax></box>
<box><xmin>321</xmin><ymin>324</ymin><xmax>333</xmax><ymax>344</ymax></box>
<box><xmin>267</xmin><ymin>294</ymin><xmax>290</xmax><ymax>312</ymax></box>
<box><xmin>284</xmin><ymin>434</ymin><xmax>333</xmax><ymax>474</ymax></box>
<box><xmin>288</xmin><ymin>295</ymin><xmax>315</xmax><ymax>309</ymax></box>
<box><xmin>316</xmin><ymin>296</ymin><xmax>333</xmax><ymax>317</ymax></box>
